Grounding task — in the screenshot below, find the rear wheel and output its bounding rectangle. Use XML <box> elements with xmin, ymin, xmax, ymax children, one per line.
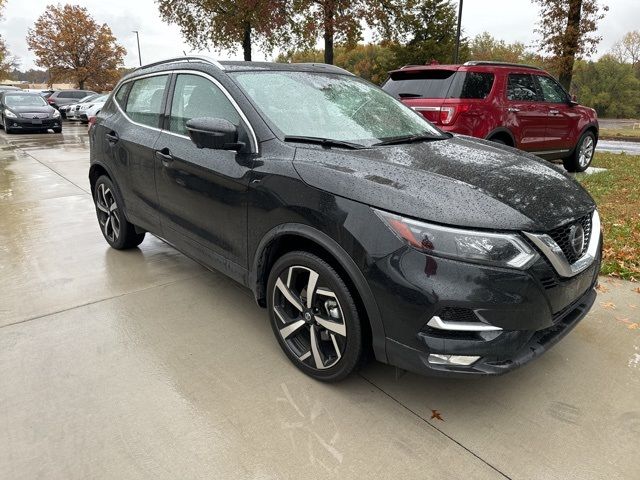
<box><xmin>490</xmin><ymin>138</ymin><xmax>506</xmax><ymax>145</ymax></box>
<box><xmin>53</xmin><ymin>127</ymin><xmax>62</xmax><ymax>134</ymax></box>
<box><xmin>267</xmin><ymin>251</ymin><xmax>363</xmax><ymax>382</ymax></box>
<box><xmin>93</xmin><ymin>175</ymin><xmax>145</xmax><ymax>249</ymax></box>
<box><xmin>563</xmin><ymin>131</ymin><xmax>595</xmax><ymax>172</ymax></box>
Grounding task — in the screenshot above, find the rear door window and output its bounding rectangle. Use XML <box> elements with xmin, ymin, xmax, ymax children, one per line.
<box><xmin>125</xmin><ymin>75</ymin><xmax>169</xmax><ymax>128</ymax></box>
<box><xmin>507</xmin><ymin>74</ymin><xmax>542</xmax><ymax>102</ymax></box>
<box><xmin>383</xmin><ymin>70</ymin><xmax>457</xmax><ymax>99</ymax></box>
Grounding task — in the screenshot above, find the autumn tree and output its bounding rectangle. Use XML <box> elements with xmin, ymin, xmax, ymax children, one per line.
<box><xmin>26</xmin><ymin>4</ymin><xmax>125</xmax><ymax>90</ymax></box>
<box><xmin>157</xmin><ymin>0</ymin><xmax>292</xmax><ymax>61</ymax></box>
<box><xmin>0</xmin><ymin>0</ymin><xmax>17</xmax><ymax>80</ymax></box>
<box><xmin>612</xmin><ymin>31</ymin><xmax>640</xmax><ymax>69</ymax></box>
<box><xmin>533</xmin><ymin>0</ymin><xmax>608</xmax><ymax>90</ymax></box>
<box><xmin>287</xmin><ymin>0</ymin><xmax>411</xmax><ymax>65</ymax></box>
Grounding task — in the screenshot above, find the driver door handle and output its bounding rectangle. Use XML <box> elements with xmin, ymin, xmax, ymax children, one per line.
<box><xmin>155</xmin><ymin>148</ymin><xmax>173</xmax><ymax>165</ymax></box>
<box><xmin>549</xmin><ymin>109</ymin><xmax>560</xmax><ymax>115</ymax></box>
<box><xmin>507</xmin><ymin>107</ymin><xmax>520</xmax><ymax>113</ymax></box>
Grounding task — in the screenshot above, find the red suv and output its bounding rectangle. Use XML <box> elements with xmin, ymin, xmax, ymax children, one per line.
<box><xmin>382</xmin><ymin>61</ymin><xmax>599</xmax><ymax>172</ymax></box>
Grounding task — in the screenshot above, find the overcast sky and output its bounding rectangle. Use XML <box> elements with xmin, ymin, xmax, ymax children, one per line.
<box><xmin>1</xmin><ymin>0</ymin><xmax>638</xmax><ymax>70</ymax></box>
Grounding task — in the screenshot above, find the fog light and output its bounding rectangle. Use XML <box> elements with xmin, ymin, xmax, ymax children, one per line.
<box><xmin>428</xmin><ymin>354</ymin><xmax>480</xmax><ymax>366</ymax></box>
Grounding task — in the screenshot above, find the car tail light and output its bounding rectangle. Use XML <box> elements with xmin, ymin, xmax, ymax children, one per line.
<box><xmin>439</xmin><ymin>104</ymin><xmax>472</xmax><ymax>125</ymax></box>
<box><xmin>47</xmin><ymin>98</ymin><xmax>55</xmax><ymax>104</ymax></box>
<box><xmin>88</xmin><ymin>116</ymin><xmax>97</xmax><ymax>130</ymax></box>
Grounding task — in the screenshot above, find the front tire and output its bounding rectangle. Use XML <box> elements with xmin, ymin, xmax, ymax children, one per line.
<box><xmin>563</xmin><ymin>131</ymin><xmax>596</xmax><ymax>172</ymax></box>
<box><xmin>93</xmin><ymin>175</ymin><xmax>145</xmax><ymax>249</ymax></box>
<box><xmin>53</xmin><ymin>127</ymin><xmax>62</xmax><ymax>134</ymax></box>
<box><xmin>267</xmin><ymin>251</ymin><xmax>363</xmax><ymax>382</ymax></box>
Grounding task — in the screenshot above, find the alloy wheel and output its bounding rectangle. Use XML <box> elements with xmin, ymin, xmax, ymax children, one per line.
<box><xmin>578</xmin><ymin>136</ymin><xmax>594</xmax><ymax>168</ymax></box>
<box><xmin>95</xmin><ymin>183</ymin><xmax>121</xmax><ymax>243</ymax></box>
<box><xmin>272</xmin><ymin>265</ymin><xmax>347</xmax><ymax>370</ymax></box>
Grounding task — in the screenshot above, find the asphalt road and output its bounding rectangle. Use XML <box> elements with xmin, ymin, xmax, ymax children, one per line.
<box><xmin>1</xmin><ymin>123</ymin><xmax>638</xmax><ymax>480</ymax></box>
<box><xmin>597</xmin><ymin>139</ymin><xmax>640</xmax><ymax>155</ymax></box>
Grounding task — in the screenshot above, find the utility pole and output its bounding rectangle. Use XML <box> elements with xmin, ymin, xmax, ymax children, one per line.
<box><xmin>132</xmin><ymin>30</ymin><xmax>142</xmax><ymax>66</ymax></box>
<box><xmin>453</xmin><ymin>0</ymin><xmax>463</xmax><ymax>63</ymax></box>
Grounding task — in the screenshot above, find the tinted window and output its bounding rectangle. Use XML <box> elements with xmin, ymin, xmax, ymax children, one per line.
<box><xmin>57</xmin><ymin>91</ymin><xmax>74</xmax><ymax>98</ymax></box>
<box><xmin>536</xmin><ymin>75</ymin><xmax>567</xmax><ymax>103</ymax></box>
<box><xmin>507</xmin><ymin>74</ymin><xmax>541</xmax><ymax>101</ymax></box>
<box><xmin>383</xmin><ymin>70</ymin><xmax>457</xmax><ymax>99</ymax></box>
<box><xmin>169</xmin><ymin>74</ymin><xmax>240</xmax><ymax>135</ymax></box>
<box><xmin>450</xmin><ymin>72</ymin><xmax>494</xmax><ymax>99</ymax></box>
<box><xmin>125</xmin><ymin>75</ymin><xmax>168</xmax><ymax>127</ymax></box>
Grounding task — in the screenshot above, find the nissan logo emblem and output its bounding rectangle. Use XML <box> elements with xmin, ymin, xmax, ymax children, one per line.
<box><xmin>569</xmin><ymin>224</ymin><xmax>585</xmax><ymax>257</ymax></box>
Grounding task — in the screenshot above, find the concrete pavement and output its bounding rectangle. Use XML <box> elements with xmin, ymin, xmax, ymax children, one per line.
<box><xmin>1</xmin><ymin>124</ymin><xmax>638</xmax><ymax>479</ymax></box>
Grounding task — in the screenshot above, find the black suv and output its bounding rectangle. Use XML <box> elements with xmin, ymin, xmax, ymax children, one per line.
<box><xmin>89</xmin><ymin>57</ymin><xmax>601</xmax><ymax>381</ymax></box>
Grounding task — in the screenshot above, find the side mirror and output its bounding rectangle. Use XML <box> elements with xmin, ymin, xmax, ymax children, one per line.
<box><xmin>568</xmin><ymin>93</ymin><xmax>578</xmax><ymax>106</ymax></box>
<box><xmin>185</xmin><ymin>117</ymin><xmax>245</xmax><ymax>151</ymax></box>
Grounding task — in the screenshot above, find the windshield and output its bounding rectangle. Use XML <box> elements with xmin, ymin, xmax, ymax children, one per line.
<box><xmin>4</xmin><ymin>94</ymin><xmax>48</xmax><ymax>108</ymax></box>
<box><xmin>232</xmin><ymin>71</ymin><xmax>443</xmax><ymax>146</ymax></box>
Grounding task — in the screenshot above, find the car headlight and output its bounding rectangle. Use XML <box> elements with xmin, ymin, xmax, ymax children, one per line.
<box><xmin>4</xmin><ymin>109</ymin><xmax>17</xmax><ymax>118</ymax></box>
<box><xmin>52</xmin><ymin>109</ymin><xmax>61</xmax><ymax>118</ymax></box>
<box><xmin>375</xmin><ymin>209</ymin><xmax>539</xmax><ymax>269</ymax></box>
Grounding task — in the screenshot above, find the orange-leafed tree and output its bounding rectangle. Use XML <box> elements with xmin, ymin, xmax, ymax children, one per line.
<box><xmin>26</xmin><ymin>4</ymin><xmax>126</xmax><ymax>90</ymax></box>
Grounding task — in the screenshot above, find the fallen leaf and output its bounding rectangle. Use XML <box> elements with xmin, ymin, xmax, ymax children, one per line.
<box><xmin>629</xmin><ymin>304</ymin><xmax>638</xmax><ymax>309</ymax></box>
<box><xmin>596</xmin><ymin>284</ymin><xmax>609</xmax><ymax>293</ymax></box>
<box><xmin>634</xmin><ymin>287</ymin><xmax>640</xmax><ymax>294</ymax></box>
<box><xmin>430</xmin><ymin>409</ymin><xmax>444</xmax><ymax>421</ymax></box>
<box><xmin>600</xmin><ymin>302</ymin><xmax>616</xmax><ymax>310</ymax></box>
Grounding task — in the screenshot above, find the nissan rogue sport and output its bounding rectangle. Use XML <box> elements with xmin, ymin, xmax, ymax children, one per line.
<box><xmin>89</xmin><ymin>57</ymin><xmax>602</xmax><ymax>381</ymax></box>
<box><xmin>383</xmin><ymin>61</ymin><xmax>599</xmax><ymax>172</ymax></box>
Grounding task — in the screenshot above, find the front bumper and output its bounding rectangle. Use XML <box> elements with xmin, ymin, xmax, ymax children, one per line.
<box><xmin>5</xmin><ymin>116</ymin><xmax>60</xmax><ymax>130</ymax></box>
<box><xmin>368</xmin><ymin>242</ymin><xmax>601</xmax><ymax>377</ymax></box>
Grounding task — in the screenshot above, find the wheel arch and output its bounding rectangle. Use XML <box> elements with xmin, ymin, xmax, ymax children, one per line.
<box><xmin>485</xmin><ymin>127</ymin><xmax>516</xmax><ymax>147</ymax></box>
<box><xmin>89</xmin><ymin>162</ymin><xmax>133</xmax><ymax>221</ymax></box>
<box><xmin>251</xmin><ymin>223</ymin><xmax>387</xmax><ymax>363</ymax></box>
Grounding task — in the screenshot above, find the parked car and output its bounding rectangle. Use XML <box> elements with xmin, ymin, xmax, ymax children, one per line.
<box><xmin>64</xmin><ymin>93</ymin><xmax>101</xmax><ymax>121</ymax></box>
<box><xmin>77</xmin><ymin>94</ymin><xmax>108</xmax><ymax>124</ymax></box>
<box><xmin>0</xmin><ymin>85</ymin><xmax>21</xmax><ymax>92</ymax></box>
<box><xmin>47</xmin><ymin>89</ymin><xmax>97</xmax><ymax>110</ymax></box>
<box><xmin>89</xmin><ymin>57</ymin><xmax>601</xmax><ymax>381</ymax></box>
<box><xmin>382</xmin><ymin>61</ymin><xmax>599</xmax><ymax>172</ymax></box>
<box><xmin>0</xmin><ymin>91</ymin><xmax>62</xmax><ymax>133</ymax></box>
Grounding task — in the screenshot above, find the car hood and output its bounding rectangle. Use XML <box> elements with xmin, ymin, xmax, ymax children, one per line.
<box><xmin>292</xmin><ymin>135</ymin><xmax>595</xmax><ymax>232</ymax></box>
<box><xmin>10</xmin><ymin>106</ymin><xmax>54</xmax><ymax>114</ymax></box>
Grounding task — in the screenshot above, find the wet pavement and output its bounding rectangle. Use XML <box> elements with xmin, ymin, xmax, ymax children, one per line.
<box><xmin>1</xmin><ymin>124</ymin><xmax>638</xmax><ymax>479</ymax></box>
<box><xmin>597</xmin><ymin>139</ymin><xmax>640</xmax><ymax>155</ymax></box>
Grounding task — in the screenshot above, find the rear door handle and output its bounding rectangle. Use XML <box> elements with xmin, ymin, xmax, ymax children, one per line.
<box><xmin>105</xmin><ymin>131</ymin><xmax>119</xmax><ymax>144</ymax></box>
<box><xmin>549</xmin><ymin>109</ymin><xmax>560</xmax><ymax>115</ymax></box>
<box><xmin>155</xmin><ymin>148</ymin><xmax>173</xmax><ymax>165</ymax></box>
<box><xmin>507</xmin><ymin>107</ymin><xmax>520</xmax><ymax>113</ymax></box>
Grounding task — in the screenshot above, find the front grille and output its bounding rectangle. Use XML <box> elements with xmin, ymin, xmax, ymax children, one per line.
<box><xmin>547</xmin><ymin>213</ymin><xmax>592</xmax><ymax>264</ymax></box>
<box><xmin>21</xmin><ymin>113</ymin><xmax>50</xmax><ymax>119</ymax></box>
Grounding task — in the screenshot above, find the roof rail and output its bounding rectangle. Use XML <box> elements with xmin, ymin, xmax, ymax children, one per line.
<box><xmin>134</xmin><ymin>56</ymin><xmax>225</xmax><ymax>72</ymax></box>
<box><xmin>463</xmin><ymin>61</ymin><xmax>542</xmax><ymax>70</ymax></box>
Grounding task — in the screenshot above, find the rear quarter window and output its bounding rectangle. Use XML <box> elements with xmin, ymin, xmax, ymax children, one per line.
<box><xmin>449</xmin><ymin>72</ymin><xmax>494</xmax><ymax>99</ymax></box>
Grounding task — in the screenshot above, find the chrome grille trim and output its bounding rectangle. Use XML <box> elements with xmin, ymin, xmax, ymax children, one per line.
<box><xmin>523</xmin><ymin>210</ymin><xmax>601</xmax><ymax>278</ymax></box>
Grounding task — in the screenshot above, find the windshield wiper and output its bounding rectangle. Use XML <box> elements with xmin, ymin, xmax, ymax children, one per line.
<box><xmin>283</xmin><ymin>135</ymin><xmax>365</xmax><ymax>150</ymax></box>
<box><xmin>397</xmin><ymin>93</ymin><xmax>423</xmax><ymax>98</ymax></box>
<box><xmin>373</xmin><ymin>133</ymin><xmax>443</xmax><ymax>146</ymax></box>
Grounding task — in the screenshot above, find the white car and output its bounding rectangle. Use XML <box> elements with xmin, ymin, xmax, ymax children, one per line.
<box><xmin>78</xmin><ymin>94</ymin><xmax>108</xmax><ymax>124</ymax></box>
<box><xmin>65</xmin><ymin>94</ymin><xmax>101</xmax><ymax>121</ymax></box>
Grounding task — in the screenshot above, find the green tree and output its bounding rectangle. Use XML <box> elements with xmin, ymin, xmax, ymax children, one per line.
<box><xmin>278</xmin><ymin>43</ymin><xmax>396</xmax><ymax>84</ymax></box>
<box><xmin>390</xmin><ymin>0</ymin><xmax>469</xmax><ymax>67</ymax></box>
<box><xmin>533</xmin><ymin>0</ymin><xmax>608</xmax><ymax>90</ymax></box>
<box><xmin>572</xmin><ymin>55</ymin><xmax>640</xmax><ymax>118</ymax></box>
<box><xmin>287</xmin><ymin>0</ymin><xmax>410</xmax><ymax>65</ymax></box>
<box><xmin>157</xmin><ymin>0</ymin><xmax>291</xmax><ymax>61</ymax></box>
